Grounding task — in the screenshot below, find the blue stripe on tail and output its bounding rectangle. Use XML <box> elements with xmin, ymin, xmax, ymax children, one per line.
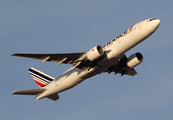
<box><xmin>28</xmin><ymin>67</ymin><xmax>55</xmax><ymax>87</ymax></box>
<box><xmin>29</xmin><ymin>69</ymin><xmax>54</xmax><ymax>81</ymax></box>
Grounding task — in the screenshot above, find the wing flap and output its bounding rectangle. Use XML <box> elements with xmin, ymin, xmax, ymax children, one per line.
<box><xmin>118</xmin><ymin>67</ymin><xmax>137</xmax><ymax>76</ymax></box>
<box><xmin>12</xmin><ymin>89</ymin><xmax>46</xmax><ymax>95</ymax></box>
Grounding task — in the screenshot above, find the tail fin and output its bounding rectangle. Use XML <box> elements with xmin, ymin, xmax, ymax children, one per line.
<box><xmin>28</xmin><ymin>67</ymin><xmax>55</xmax><ymax>87</ymax></box>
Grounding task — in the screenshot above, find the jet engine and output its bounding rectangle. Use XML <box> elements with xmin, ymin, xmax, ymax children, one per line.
<box><xmin>127</xmin><ymin>52</ymin><xmax>143</xmax><ymax>68</ymax></box>
<box><xmin>86</xmin><ymin>45</ymin><xmax>104</xmax><ymax>61</ymax></box>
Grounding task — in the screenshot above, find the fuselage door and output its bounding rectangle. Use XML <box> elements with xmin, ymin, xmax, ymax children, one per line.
<box><xmin>138</xmin><ymin>23</ymin><xmax>142</xmax><ymax>30</ymax></box>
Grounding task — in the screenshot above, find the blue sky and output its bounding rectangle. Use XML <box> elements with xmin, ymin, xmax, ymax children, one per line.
<box><xmin>1</xmin><ymin>0</ymin><xmax>173</xmax><ymax>120</ymax></box>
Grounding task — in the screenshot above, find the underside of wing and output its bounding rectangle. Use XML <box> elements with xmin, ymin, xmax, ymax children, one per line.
<box><xmin>117</xmin><ymin>67</ymin><xmax>137</xmax><ymax>76</ymax></box>
<box><xmin>12</xmin><ymin>52</ymin><xmax>102</xmax><ymax>71</ymax></box>
<box><xmin>107</xmin><ymin>55</ymin><xmax>138</xmax><ymax>76</ymax></box>
<box><xmin>12</xmin><ymin>52</ymin><xmax>86</xmax><ymax>65</ymax></box>
<box><xmin>11</xmin><ymin>46</ymin><xmax>111</xmax><ymax>71</ymax></box>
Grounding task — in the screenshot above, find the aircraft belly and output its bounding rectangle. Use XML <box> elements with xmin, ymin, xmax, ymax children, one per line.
<box><xmin>98</xmin><ymin>50</ymin><xmax>123</xmax><ymax>67</ymax></box>
<box><xmin>54</xmin><ymin>67</ymin><xmax>98</xmax><ymax>93</ymax></box>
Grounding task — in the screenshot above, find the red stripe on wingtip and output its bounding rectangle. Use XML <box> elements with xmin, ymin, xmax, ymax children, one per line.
<box><xmin>34</xmin><ymin>80</ymin><xmax>46</xmax><ymax>87</ymax></box>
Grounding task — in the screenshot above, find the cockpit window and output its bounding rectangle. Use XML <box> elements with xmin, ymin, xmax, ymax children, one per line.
<box><xmin>149</xmin><ymin>18</ymin><xmax>156</xmax><ymax>21</ymax></box>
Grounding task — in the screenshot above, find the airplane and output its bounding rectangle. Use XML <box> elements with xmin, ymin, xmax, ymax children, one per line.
<box><xmin>12</xmin><ymin>18</ymin><xmax>160</xmax><ymax>101</ymax></box>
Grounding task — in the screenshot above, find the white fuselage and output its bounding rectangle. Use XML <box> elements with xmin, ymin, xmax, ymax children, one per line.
<box><xmin>36</xmin><ymin>18</ymin><xmax>160</xmax><ymax>100</ymax></box>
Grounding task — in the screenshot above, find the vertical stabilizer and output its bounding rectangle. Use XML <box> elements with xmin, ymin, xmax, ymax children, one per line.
<box><xmin>28</xmin><ymin>67</ymin><xmax>55</xmax><ymax>87</ymax></box>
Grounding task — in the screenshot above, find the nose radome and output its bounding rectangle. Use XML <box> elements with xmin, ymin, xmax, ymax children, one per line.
<box><xmin>155</xmin><ymin>19</ymin><xmax>161</xmax><ymax>27</ymax></box>
<box><xmin>150</xmin><ymin>19</ymin><xmax>161</xmax><ymax>28</ymax></box>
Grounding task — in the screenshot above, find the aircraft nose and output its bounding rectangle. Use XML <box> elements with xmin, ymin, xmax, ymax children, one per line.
<box><xmin>149</xmin><ymin>19</ymin><xmax>160</xmax><ymax>28</ymax></box>
<box><xmin>154</xmin><ymin>19</ymin><xmax>160</xmax><ymax>27</ymax></box>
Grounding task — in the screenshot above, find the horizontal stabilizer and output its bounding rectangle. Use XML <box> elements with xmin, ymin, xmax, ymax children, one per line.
<box><xmin>47</xmin><ymin>93</ymin><xmax>60</xmax><ymax>101</ymax></box>
<box><xmin>12</xmin><ymin>89</ymin><xmax>46</xmax><ymax>95</ymax></box>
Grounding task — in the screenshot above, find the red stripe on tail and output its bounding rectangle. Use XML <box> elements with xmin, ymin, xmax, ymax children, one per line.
<box><xmin>34</xmin><ymin>80</ymin><xmax>46</xmax><ymax>87</ymax></box>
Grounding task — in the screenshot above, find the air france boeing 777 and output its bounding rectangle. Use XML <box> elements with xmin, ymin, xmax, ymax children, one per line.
<box><xmin>12</xmin><ymin>18</ymin><xmax>160</xmax><ymax>101</ymax></box>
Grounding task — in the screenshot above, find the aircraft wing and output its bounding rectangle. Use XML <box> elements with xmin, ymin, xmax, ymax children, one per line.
<box><xmin>106</xmin><ymin>55</ymin><xmax>138</xmax><ymax>76</ymax></box>
<box><xmin>12</xmin><ymin>53</ymin><xmax>138</xmax><ymax>76</ymax></box>
<box><xmin>117</xmin><ymin>67</ymin><xmax>137</xmax><ymax>76</ymax></box>
<box><xmin>12</xmin><ymin>52</ymin><xmax>86</xmax><ymax>65</ymax></box>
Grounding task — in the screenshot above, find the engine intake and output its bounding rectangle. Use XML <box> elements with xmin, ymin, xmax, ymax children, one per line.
<box><xmin>86</xmin><ymin>45</ymin><xmax>104</xmax><ymax>61</ymax></box>
<box><xmin>127</xmin><ymin>52</ymin><xmax>143</xmax><ymax>68</ymax></box>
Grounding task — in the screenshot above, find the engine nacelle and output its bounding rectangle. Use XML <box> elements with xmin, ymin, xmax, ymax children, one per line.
<box><xmin>86</xmin><ymin>45</ymin><xmax>104</xmax><ymax>61</ymax></box>
<box><xmin>127</xmin><ymin>52</ymin><xmax>143</xmax><ymax>68</ymax></box>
